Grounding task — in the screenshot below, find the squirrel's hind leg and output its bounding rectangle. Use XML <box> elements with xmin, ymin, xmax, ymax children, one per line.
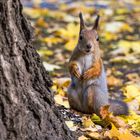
<box><xmin>83</xmin><ymin>85</ymin><xmax>109</xmax><ymax>115</ymax></box>
<box><xmin>83</xmin><ymin>85</ymin><xmax>95</xmax><ymax>114</ymax></box>
<box><xmin>67</xmin><ymin>86</ymin><xmax>83</xmax><ymax>112</ymax></box>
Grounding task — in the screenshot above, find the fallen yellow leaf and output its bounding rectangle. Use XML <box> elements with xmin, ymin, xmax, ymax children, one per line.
<box><xmin>65</xmin><ymin>121</ymin><xmax>74</xmax><ymax>128</ymax></box>
<box><xmin>36</xmin><ymin>17</ymin><xmax>48</xmax><ymax>28</ymax></box>
<box><xmin>78</xmin><ymin>135</ymin><xmax>88</xmax><ymax>140</ymax></box>
<box><xmin>82</xmin><ymin>117</ymin><xmax>94</xmax><ymax>128</ymax></box>
<box><xmin>54</xmin><ymin>95</ymin><xmax>70</xmax><ymax>108</ymax></box>
<box><xmin>23</xmin><ymin>8</ymin><xmax>49</xmax><ymax>18</ymax></box>
<box><xmin>37</xmin><ymin>49</ymin><xmax>53</xmax><ymax>57</ymax></box>
<box><xmin>124</xmin><ymin>111</ymin><xmax>140</xmax><ymax>132</ymax></box>
<box><xmin>123</xmin><ymin>84</ymin><xmax>140</xmax><ymax>101</ymax></box>
<box><xmin>117</xmin><ymin>40</ymin><xmax>140</xmax><ymax>55</ymax></box>
<box><xmin>105</xmin><ymin>123</ymin><xmax>140</xmax><ymax>140</ymax></box>
<box><xmin>107</xmin><ymin>76</ymin><xmax>122</xmax><ymax>86</ymax></box>
<box><xmin>41</xmin><ymin>37</ymin><xmax>63</xmax><ymax>46</ymax></box>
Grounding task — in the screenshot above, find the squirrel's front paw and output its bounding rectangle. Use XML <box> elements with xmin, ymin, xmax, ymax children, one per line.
<box><xmin>83</xmin><ymin>69</ymin><xmax>94</xmax><ymax>80</ymax></box>
<box><xmin>69</xmin><ymin>62</ymin><xmax>81</xmax><ymax>79</ymax></box>
<box><xmin>72</xmin><ymin>67</ymin><xmax>81</xmax><ymax>79</ymax></box>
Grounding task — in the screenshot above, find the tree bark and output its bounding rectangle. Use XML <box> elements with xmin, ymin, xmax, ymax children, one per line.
<box><xmin>0</xmin><ymin>0</ymin><xmax>75</xmax><ymax>140</ymax></box>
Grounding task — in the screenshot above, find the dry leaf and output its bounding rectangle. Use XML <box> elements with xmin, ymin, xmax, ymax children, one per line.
<box><xmin>78</xmin><ymin>135</ymin><xmax>88</xmax><ymax>140</ymax></box>
<box><xmin>82</xmin><ymin>117</ymin><xmax>94</xmax><ymax>128</ymax></box>
<box><xmin>123</xmin><ymin>84</ymin><xmax>140</xmax><ymax>102</ymax></box>
<box><xmin>54</xmin><ymin>95</ymin><xmax>70</xmax><ymax>108</ymax></box>
<box><xmin>107</xmin><ymin>76</ymin><xmax>122</xmax><ymax>86</ymax></box>
<box><xmin>105</xmin><ymin>123</ymin><xmax>140</xmax><ymax>140</ymax></box>
<box><xmin>36</xmin><ymin>17</ymin><xmax>48</xmax><ymax>28</ymax></box>
<box><xmin>37</xmin><ymin>49</ymin><xmax>53</xmax><ymax>57</ymax></box>
<box><xmin>23</xmin><ymin>8</ymin><xmax>49</xmax><ymax>18</ymax></box>
<box><xmin>43</xmin><ymin>62</ymin><xmax>60</xmax><ymax>71</ymax></box>
<box><xmin>85</xmin><ymin>132</ymin><xmax>100</xmax><ymax>139</ymax></box>
<box><xmin>41</xmin><ymin>37</ymin><xmax>63</xmax><ymax>46</ymax></box>
<box><xmin>100</xmin><ymin>105</ymin><xmax>128</xmax><ymax>128</ymax></box>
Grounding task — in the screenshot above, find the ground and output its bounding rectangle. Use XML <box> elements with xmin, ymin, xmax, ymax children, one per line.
<box><xmin>22</xmin><ymin>0</ymin><xmax>140</xmax><ymax>139</ymax></box>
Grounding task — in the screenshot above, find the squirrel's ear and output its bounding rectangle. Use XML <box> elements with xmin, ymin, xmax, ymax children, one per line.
<box><xmin>79</xmin><ymin>12</ymin><xmax>85</xmax><ymax>33</ymax></box>
<box><xmin>93</xmin><ymin>15</ymin><xmax>100</xmax><ymax>30</ymax></box>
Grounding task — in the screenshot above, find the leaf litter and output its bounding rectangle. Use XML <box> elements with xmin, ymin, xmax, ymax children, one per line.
<box><xmin>22</xmin><ymin>0</ymin><xmax>140</xmax><ymax>139</ymax></box>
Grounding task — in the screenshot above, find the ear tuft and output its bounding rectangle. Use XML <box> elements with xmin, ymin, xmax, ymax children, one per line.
<box><xmin>79</xmin><ymin>12</ymin><xmax>82</xmax><ymax>19</ymax></box>
<box><xmin>79</xmin><ymin>12</ymin><xmax>85</xmax><ymax>32</ymax></box>
<box><xmin>93</xmin><ymin>15</ymin><xmax>100</xmax><ymax>30</ymax></box>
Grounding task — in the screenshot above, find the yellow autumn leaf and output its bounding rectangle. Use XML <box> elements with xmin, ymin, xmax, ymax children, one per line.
<box><xmin>35</xmin><ymin>28</ymin><xmax>41</xmax><ymax>35</ymax></box>
<box><xmin>56</xmin><ymin>23</ymin><xmax>79</xmax><ymax>51</ymax></box>
<box><xmin>105</xmin><ymin>22</ymin><xmax>124</xmax><ymax>33</ymax></box>
<box><xmin>105</xmin><ymin>123</ymin><xmax>140</xmax><ymax>140</ymax></box>
<box><xmin>57</xmin><ymin>88</ymin><xmax>66</xmax><ymax>96</ymax></box>
<box><xmin>107</xmin><ymin>75</ymin><xmax>122</xmax><ymax>86</ymax></box>
<box><xmin>124</xmin><ymin>111</ymin><xmax>140</xmax><ymax>132</ymax></box>
<box><xmin>120</xmin><ymin>23</ymin><xmax>133</xmax><ymax>32</ymax></box>
<box><xmin>78</xmin><ymin>135</ymin><xmax>88</xmax><ymax>140</ymax></box>
<box><xmin>116</xmin><ymin>8</ymin><xmax>129</xmax><ymax>14</ymax></box>
<box><xmin>123</xmin><ymin>84</ymin><xmax>140</xmax><ymax>101</ymax></box>
<box><xmin>47</xmin><ymin>10</ymin><xmax>66</xmax><ymax>20</ymax></box>
<box><xmin>57</xmin><ymin>23</ymin><xmax>79</xmax><ymax>38</ymax></box>
<box><xmin>54</xmin><ymin>95</ymin><xmax>70</xmax><ymax>108</ymax></box>
<box><xmin>41</xmin><ymin>37</ymin><xmax>63</xmax><ymax>46</ymax></box>
<box><xmin>53</xmin><ymin>78</ymin><xmax>71</xmax><ymax>88</ymax></box>
<box><xmin>62</xmin><ymin>3</ymin><xmax>94</xmax><ymax>14</ymax></box>
<box><xmin>113</xmin><ymin>15</ymin><xmax>126</xmax><ymax>21</ymax></box>
<box><xmin>37</xmin><ymin>49</ymin><xmax>53</xmax><ymax>57</ymax></box>
<box><xmin>43</xmin><ymin>62</ymin><xmax>60</xmax><ymax>71</ymax></box>
<box><xmin>117</xmin><ymin>40</ymin><xmax>140</xmax><ymax>55</ymax></box>
<box><xmin>105</xmin><ymin>22</ymin><xmax>133</xmax><ymax>33</ymax></box>
<box><xmin>82</xmin><ymin>117</ymin><xmax>94</xmax><ymax>128</ymax></box>
<box><xmin>85</xmin><ymin>132</ymin><xmax>100</xmax><ymax>139</ymax></box>
<box><xmin>65</xmin><ymin>39</ymin><xmax>77</xmax><ymax>51</ymax></box>
<box><xmin>52</xmin><ymin>78</ymin><xmax>70</xmax><ymax>97</ymax></box>
<box><xmin>91</xmin><ymin>114</ymin><xmax>102</xmax><ymax>123</ymax></box>
<box><xmin>51</xmin><ymin>85</ymin><xmax>57</xmax><ymax>91</ymax></box>
<box><xmin>110</xmin><ymin>55</ymin><xmax>139</xmax><ymax>64</ymax></box>
<box><xmin>65</xmin><ymin>121</ymin><xmax>74</xmax><ymax>128</ymax></box>
<box><xmin>23</xmin><ymin>8</ymin><xmax>49</xmax><ymax>18</ymax></box>
<box><xmin>102</xmin><ymin>32</ymin><xmax>117</xmax><ymax>41</ymax></box>
<box><xmin>36</xmin><ymin>17</ymin><xmax>48</xmax><ymax>27</ymax></box>
<box><xmin>62</xmin><ymin>80</ymin><xmax>70</xmax><ymax>88</ymax></box>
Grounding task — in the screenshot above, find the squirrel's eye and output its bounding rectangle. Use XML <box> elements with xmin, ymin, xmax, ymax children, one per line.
<box><xmin>79</xmin><ymin>36</ymin><xmax>83</xmax><ymax>40</ymax></box>
<box><xmin>96</xmin><ymin>36</ymin><xmax>99</xmax><ymax>41</ymax></box>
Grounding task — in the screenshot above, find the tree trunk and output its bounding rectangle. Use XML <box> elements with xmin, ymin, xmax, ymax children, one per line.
<box><xmin>0</xmin><ymin>0</ymin><xmax>75</xmax><ymax>140</ymax></box>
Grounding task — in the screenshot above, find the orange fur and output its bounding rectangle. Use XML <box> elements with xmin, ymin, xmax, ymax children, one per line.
<box><xmin>68</xmin><ymin>61</ymin><xmax>80</xmax><ymax>79</ymax></box>
<box><xmin>83</xmin><ymin>59</ymin><xmax>102</xmax><ymax>80</ymax></box>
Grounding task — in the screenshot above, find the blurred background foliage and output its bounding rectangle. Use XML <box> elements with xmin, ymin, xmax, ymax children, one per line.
<box><xmin>21</xmin><ymin>0</ymin><xmax>140</xmax><ymax>139</ymax></box>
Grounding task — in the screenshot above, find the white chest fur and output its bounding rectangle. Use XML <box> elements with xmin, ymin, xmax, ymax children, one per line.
<box><xmin>78</xmin><ymin>53</ymin><xmax>94</xmax><ymax>74</ymax></box>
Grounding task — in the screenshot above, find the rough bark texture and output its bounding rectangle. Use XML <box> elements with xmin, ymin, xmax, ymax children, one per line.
<box><xmin>0</xmin><ymin>0</ymin><xmax>75</xmax><ymax>140</ymax></box>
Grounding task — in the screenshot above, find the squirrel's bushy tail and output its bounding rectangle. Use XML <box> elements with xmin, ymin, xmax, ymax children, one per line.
<box><xmin>109</xmin><ymin>99</ymin><xmax>129</xmax><ymax>116</ymax></box>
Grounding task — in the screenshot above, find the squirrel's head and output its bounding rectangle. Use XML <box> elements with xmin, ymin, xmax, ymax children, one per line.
<box><xmin>77</xmin><ymin>13</ymin><xmax>100</xmax><ymax>54</ymax></box>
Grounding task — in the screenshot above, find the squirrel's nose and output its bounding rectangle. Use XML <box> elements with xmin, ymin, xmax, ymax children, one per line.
<box><xmin>86</xmin><ymin>44</ymin><xmax>92</xmax><ymax>49</ymax></box>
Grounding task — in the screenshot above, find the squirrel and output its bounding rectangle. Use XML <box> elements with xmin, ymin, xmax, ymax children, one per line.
<box><xmin>67</xmin><ymin>13</ymin><xmax>128</xmax><ymax>116</ymax></box>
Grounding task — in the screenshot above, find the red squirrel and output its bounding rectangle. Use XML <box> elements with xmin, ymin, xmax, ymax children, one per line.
<box><xmin>67</xmin><ymin>13</ymin><xmax>128</xmax><ymax>116</ymax></box>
